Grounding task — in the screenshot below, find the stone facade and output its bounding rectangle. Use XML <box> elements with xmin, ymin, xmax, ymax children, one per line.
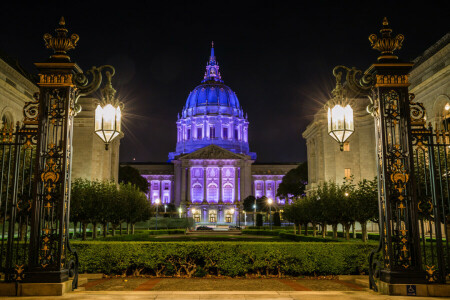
<box><xmin>302</xmin><ymin>98</ymin><xmax>377</xmax><ymax>191</ymax></box>
<box><xmin>0</xmin><ymin>51</ymin><xmax>38</xmax><ymax>126</ymax></box>
<box><xmin>302</xmin><ymin>33</ymin><xmax>450</xmax><ymax>191</ymax></box>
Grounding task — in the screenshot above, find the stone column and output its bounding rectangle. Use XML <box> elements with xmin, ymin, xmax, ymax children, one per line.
<box><xmin>181</xmin><ymin>164</ymin><xmax>186</xmax><ymax>204</ymax></box>
<box><xmin>234</xmin><ymin>166</ymin><xmax>239</xmax><ymax>203</ymax></box>
<box><xmin>239</xmin><ymin>162</ymin><xmax>244</xmax><ymax>202</ymax></box>
<box><xmin>187</xmin><ymin>166</ymin><xmax>191</xmax><ymax>204</ymax></box>
<box><xmin>159</xmin><ymin>179</ymin><xmax>162</xmax><ymax>202</ymax></box>
<box><xmin>203</xmin><ymin>167</ymin><xmax>207</xmax><ymax>203</ymax></box>
<box><xmin>219</xmin><ymin>166</ymin><xmax>223</xmax><ymax>203</ymax></box>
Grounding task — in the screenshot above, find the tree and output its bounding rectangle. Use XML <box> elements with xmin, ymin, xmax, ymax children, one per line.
<box><xmin>119</xmin><ymin>165</ymin><xmax>149</xmax><ymax>193</ymax></box>
<box><xmin>120</xmin><ymin>182</ymin><xmax>151</xmax><ymax>234</ymax></box>
<box><xmin>273</xmin><ymin>211</ymin><xmax>281</xmax><ymax>227</ymax></box>
<box><xmin>243</xmin><ymin>195</ymin><xmax>256</xmax><ymax>212</ymax></box>
<box><xmin>276</xmin><ymin>162</ymin><xmax>307</xmax><ymax>201</ymax></box>
<box><xmin>351</xmin><ymin>177</ymin><xmax>378</xmax><ymax>242</ymax></box>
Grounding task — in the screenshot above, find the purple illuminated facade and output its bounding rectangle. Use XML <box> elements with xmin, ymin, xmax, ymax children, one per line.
<box><xmin>123</xmin><ymin>44</ymin><xmax>298</xmax><ymax>225</ymax></box>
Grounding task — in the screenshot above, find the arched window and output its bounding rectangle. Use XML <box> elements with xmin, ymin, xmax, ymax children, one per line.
<box><xmin>192</xmin><ymin>183</ymin><xmax>203</xmax><ymax>202</ymax></box>
<box><xmin>207</xmin><ymin>183</ymin><xmax>218</xmax><ymax>202</ymax></box>
<box><xmin>223</xmin><ymin>183</ymin><xmax>233</xmax><ymax>202</ymax></box>
<box><xmin>1</xmin><ymin>112</ymin><xmax>13</xmax><ymax>127</ymax></box>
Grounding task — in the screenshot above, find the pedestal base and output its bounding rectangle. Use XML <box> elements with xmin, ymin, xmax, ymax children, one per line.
<box><xmin>378</xmin><ymin>281</ymin><xmax>450</xmax><ymax>297</ymax></box>
<box><xmin>380</xmin><ymin>269</ymin><xmax>427</xmax><ymax>284</ymax></box>
<box><xmin>0</xmin><ymin>280</ymin><xmax>73</xmax><ymax>296</ymax></box>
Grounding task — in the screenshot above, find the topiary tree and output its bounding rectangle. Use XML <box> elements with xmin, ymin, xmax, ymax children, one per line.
<box><xmin>256</xmin><ymin>214</ymin><xmax>263</xmax><ymax>227</ymax></box>
<box><xmin>120</xmin><ymin>182</ymin><xmax>151</xmax><ymax>234</ymax></box>
<box><xmin>273</xmin><ymin>211</ymin><xmax>281</xmax><ymax>227</ymax></box>
<box><xmin>352</xmin><ymin>177</ymin><xmax>378</xmax><ymax>242</ymax></box>
<box><xmin>276</xmin><ymin>162</ymin><xmax>308</xmax><ymax>201</ymax></box>
<box><xmin>119</xmin><ymin>165</ymin><xmax>149</xmax><ymax>193</ymax></box>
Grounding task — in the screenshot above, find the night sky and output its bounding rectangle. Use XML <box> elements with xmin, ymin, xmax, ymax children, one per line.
<box><xmin>0</xmin><ymin>1</ymin><xmax>448</xmax><ymax>163</ymax></box>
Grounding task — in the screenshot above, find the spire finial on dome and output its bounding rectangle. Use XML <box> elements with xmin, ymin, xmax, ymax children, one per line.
<box><xmin>202</xmin><ymin>41</ymin><xmax>223</xmax><ymax>83</ymax></box>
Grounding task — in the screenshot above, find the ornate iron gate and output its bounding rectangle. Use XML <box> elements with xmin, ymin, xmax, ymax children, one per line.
<box><xmin>0</xmin><ymin>96</ymin><xmax>38</xmax><ymax>282</ymax></box>
<box><xmin>411</xmin><ymin>109</ymin><xmax>450</xmax><ymax>284</ymax></box>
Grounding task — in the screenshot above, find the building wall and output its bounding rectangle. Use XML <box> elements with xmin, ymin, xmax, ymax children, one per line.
<box><xmin>72</xmin><ymin>96</ymin><xmax>122</xmax><ymax>182</ymax></box>
<box><xmin>302</xmin><ymin>99</ymin><xmax>377</xmax><ymax>191</ymax></box>
<box><xmin>409</xmin><ymin>34</ymin><xmax>450</xmax><ymax>128</ymax></box>
<box><xmin>0</xmin><ymin>56</ymin><xmax>38</xmax><ymax>126</ymax></box>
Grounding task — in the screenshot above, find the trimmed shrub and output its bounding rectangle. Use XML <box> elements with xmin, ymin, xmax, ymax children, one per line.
<box><xmin>71</xmin><ymin>241</ymin><xmax>373</xmax><ymax>277</ymax></box>
<box><xmin>256</xmin><ymin>214</ymin><xmax>263</xmax><ymax>227</ymax></box>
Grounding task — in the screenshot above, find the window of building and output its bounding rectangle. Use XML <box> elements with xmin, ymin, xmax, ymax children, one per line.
<box><xmin>152</xmin><ymin>182</ymin><xmax>159</xmax><ymax>190</ymax></box>
<box><xmin>343</xmin><ymin>142</ymin><xmax>350</xmax><ymax>151</ymax></box>
<box><xmin>210</xmin><ymin>127</ymin><xmax>215</xmax><ymax>138</ymax></box>
<box><xmin>187</xmin><ymin>129</ymin><xmax>191</xmax><ymax>140</ymax></box>
<box><xmin>207</xmin><ymin>183</ymin><xmax>218</xmax><ymax>201</ymax></box>
<box><xmin>256</xmin><ymin>182</ymin><xmax>262</xmax><ymax>190</ymax></box>
<box><xmin>223</xmin><ymin>127</ymin><xmax>228</xmax><ymax>139</ymax></box>
<box><xmin>234</xmin><ymin>129</ymin><xmax>239</xmax><ymax>140</ymax></box>
<box><xmin>163</xmin><ymin>196</ymin><xmax>169</xmax><ymax>203</ymax></box>
<box><xmin>164</xmin><ymin>182</ymin><xmax>170</xmax><ymax>190</ymax></box>
<box><xmin>197</xmin><ymin>127</ymin><xmax>202</xmax><ymax>139</ymax></box>
<box><xmin>223</xmin><ymin>184</ymin><xmax>233</xmax><ymax>202</ymax></box>
<box><xmin>193</xmin><ymin>184</ymin><xmax>203</xmax><ymax>202</ymax></box>
<box><xmin>345</xmin><ymin>168</ymin><xmax>351</xmax><ymax>179</ymax></box>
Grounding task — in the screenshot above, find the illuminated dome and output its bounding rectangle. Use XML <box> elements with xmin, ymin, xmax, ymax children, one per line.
<box><xmin>185</xmin><ymin>83</ymin><xmax>240</xmax><ymax>110</ymax></box>
<box><xmin>169</xmin><ymin>43</ymin><xmax>256</xmax><ymax>161</ymax></box>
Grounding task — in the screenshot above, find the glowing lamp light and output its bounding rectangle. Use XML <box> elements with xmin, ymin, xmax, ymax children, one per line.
<box><xmin>95</xmin><ymin>103</ymin><xmax>121</xmax><ymax>149</ymax></box>
<box><xmin>445</xmin><ymin>103</ymin><xmax>450</xmax><ymax>111</ymax></box>
<box><xmin>327</xmin><ymin>104</ymin><xmax>354</xmax><ymax>150</ymax></box>
<box><xmin>267</xmin><ymin>198</ymin><xmax>273</xmax><ymax>205</ymax></box>
<box><xmin>155</xmin><ymin>198</ymin><xmax>160</xmax><ymax>205</ymax></box>
<box><xmin>230</xmin><ymin>208</ymin><xmax>235</xmax><ymax>214</ymax></box>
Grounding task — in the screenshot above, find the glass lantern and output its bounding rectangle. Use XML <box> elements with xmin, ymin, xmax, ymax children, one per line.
<box><xmin>327</xmin><ymin>104</ymin><xmax>354</xmax><ymax>150</ymax></box>
<box><xmin>94</xmin><ymin>103</ymin><xmax>122</xmax><ymax>149</ymax></box>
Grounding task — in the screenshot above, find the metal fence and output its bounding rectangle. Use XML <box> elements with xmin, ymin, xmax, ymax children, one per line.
<box><xmin>0</xmin><ymin>122</ymin><xmax>37</xmax><ymax>282</ymax></box>
<box><xmin>412</xmin><ymin>125</ymin><xmax>450</xmax><ymax>283</ymax></box>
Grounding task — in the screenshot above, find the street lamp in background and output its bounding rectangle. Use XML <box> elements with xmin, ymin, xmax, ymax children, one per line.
<box><xmin>253</xmin><ymin>204</ymin><xmax>256</xmax><ymax>226</ymax></box>
<box><xmin>267</xmin><ymin>198</ymin><xmax>273</xmax><ymax>230</ymax></box>
<box><xmin>178</xmin><ymin>207</ymin><xmax>182</xmax><ymax>218</ymax></box>
<box><xmin>154</xmin><ymin>198</ymin><xmax>160</xmax><ymax>230</ymax></box>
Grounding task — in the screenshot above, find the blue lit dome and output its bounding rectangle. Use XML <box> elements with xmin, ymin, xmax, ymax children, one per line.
<box><xmin>185</xmin><ymin>83</ymin><xmax>240</xmax><ymax>110</ymax></box>
<box><xmin>169</xmin><ymin>42</ymin><xmax>256</xmax><ymax>161</ymax></box>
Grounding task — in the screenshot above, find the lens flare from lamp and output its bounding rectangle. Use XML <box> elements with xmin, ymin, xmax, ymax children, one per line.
<box><xmin>327</xmin><ymin>104</ymin><xmax>354</xmax><ymax>150</ymax></box>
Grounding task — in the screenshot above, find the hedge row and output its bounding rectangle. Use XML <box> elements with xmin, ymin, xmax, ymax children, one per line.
<box><xmin>241</xmin><ymin>229</ymin><xmax>281</xmax><ymax>236</ymax></box>
<box><xmin>278</xmin><ymin>232</ymin><xmax>339</xmax><ymax>243</ymax></box>
<box><xmin>71</xmin><ymin>241</ymin><xmax>373</xmax><ymax>277</ymax></box>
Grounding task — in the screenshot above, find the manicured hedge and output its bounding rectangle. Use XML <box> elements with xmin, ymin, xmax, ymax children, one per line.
<box><xmin>241</xmin><ymin>229</ymin><xmax>281</xmax><ymax>236</ymax></box>
<box><xmin>278</xmin><ymin>232</ymin><xmax>339</xmax><ymax>243</ymax></box>
<box><xmin>71</xmin><ymin>241</ymin><xmax>373</xmax><ymax>277</ymax></box>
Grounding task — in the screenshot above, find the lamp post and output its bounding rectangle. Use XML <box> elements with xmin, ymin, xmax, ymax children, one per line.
<box><xmin>325</xmin><ymin>18</ymin><xmax>432</xmax><ymax>289</ymax></box>
<box><xmin>267</xmin><ymin>198</ymin><xmax>273</xmax><ymax>230</ymax></box>
<box><xmin>253</xmin><ymin>204</ymin><xmax>256</xmax><ymax>226</ymax></box>
<box><xmin>178</xmin><ymin>207</ymin><xmax>182</xmax><ymax>218</ymax></box>
<box><xmin>155</xmin><ymin>198</ymin><xmax>160</xmax><ymax>230</ymax></box>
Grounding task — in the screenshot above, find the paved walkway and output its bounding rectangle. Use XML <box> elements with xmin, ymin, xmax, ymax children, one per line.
<box><xmin>2</xmin><ymin>290</ymin><xmax>444</xmax><ymax>299</ymax></box>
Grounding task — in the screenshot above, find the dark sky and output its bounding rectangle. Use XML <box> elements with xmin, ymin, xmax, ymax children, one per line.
<box><xmin>0</xmin><ymin>1</ymin><xmax>448</xmax><ymax>163</ymax></box>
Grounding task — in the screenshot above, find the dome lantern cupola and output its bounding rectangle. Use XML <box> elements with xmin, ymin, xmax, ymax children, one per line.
<box><xmin>169</xmin><ymin>43</ymin><xmax>256</xmax><ymax>161</ymax></box>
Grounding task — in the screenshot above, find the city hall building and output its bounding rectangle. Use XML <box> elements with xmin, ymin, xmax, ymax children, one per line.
<box><xmin>124</xmin><ymin>45</ymin><xmax>298</xmax><ymax>225</ymax></box>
